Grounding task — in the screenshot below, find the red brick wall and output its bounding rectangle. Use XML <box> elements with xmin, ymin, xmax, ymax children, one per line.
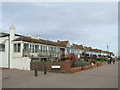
<box><xmin>69</xmin><ymin>67</ymin><xmax>82</xmax><ymax>73</ymax></box>
<box><xmin>30</xmin><ymin>61</ymin><xmax>102</xmax><ymax>73</ymax></box>
<box><xmin>30</xmin><ymin>60</ymin><xmax>71</xmax><ymax>73</ymax></box>
<box><xmin>97</xmin><ymin>63</ymin><xmax>102</xmax><ymax>67</ymax></box>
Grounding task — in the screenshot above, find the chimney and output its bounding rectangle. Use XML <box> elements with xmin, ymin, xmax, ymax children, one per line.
<box><xmin>28</xmin><ymin>34</ymin><xmax>32</xmax><ymax>38</ymax></box>
<box><xmin>10</xmin><ymin>24</ymin><xmax>15</xmax><ymax>41</ymax></box>
<box><xmin>57</xmin><ymin>40</ymin><xmax>60</xmax><ymax>42</ymax></box>
<box><xmin>36</xmin><ymin>35</ymin><xmax>40</xmax><ymax>40</ymax></box>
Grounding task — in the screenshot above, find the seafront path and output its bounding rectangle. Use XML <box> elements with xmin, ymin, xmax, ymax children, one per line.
<box><xmin>2</xmin><ymin>61</ymin><xmax>119</xmax><ymax>88</ymax></box>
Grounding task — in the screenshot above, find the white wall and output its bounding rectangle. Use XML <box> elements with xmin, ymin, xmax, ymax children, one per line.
<box><xmin>11</xmin><ymin>57</ymin><xmax>31</xmax><ymax>70</ymax></box>
<box><xmin>0</xmin><ymin>37</ymin><xmax>9</xmax><ymax>68</ymax></box>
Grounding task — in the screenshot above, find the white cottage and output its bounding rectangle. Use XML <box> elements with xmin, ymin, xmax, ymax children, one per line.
<box><xmin>0</xmin><ymin>25</ymin><xmax>31</xmax><ymax>70</ymax></box>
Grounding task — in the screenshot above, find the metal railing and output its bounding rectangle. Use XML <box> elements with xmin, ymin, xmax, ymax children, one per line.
<box><xmin>23</xmin><ymin>49</ymin><xmax>61</xmax><ymax>62</ymax></box>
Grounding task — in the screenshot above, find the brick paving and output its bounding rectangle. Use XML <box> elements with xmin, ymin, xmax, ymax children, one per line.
<box><xmin>2</xmin><ymin>62</ymin><xmax>119</xmax><ymax>88</ymax></box>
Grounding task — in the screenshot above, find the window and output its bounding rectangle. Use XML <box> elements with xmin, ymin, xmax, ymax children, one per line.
<box><xmin>0</xmin><ymin>44</ymin><xmax>5</xmax><ymax>52</ymax></box>
<box><xmin>30</xmin><ymin>44</ymin><xmax>32</xmax><ymax>52</ymax></box>
<box><xmin>42</xmin><ymin>46</ymin><xmax>46</xmax><ymax>51</ymax></box>
<box><xmin>57</xmin><ymin>48</ymin><xmax>60</xmax><ymax>52</ymax></box>
<box><xmin>14</xmin><ymin>44</ymin><xmax>16</xmax><ymax>52</ymax></box>
<box><xmin>71</xmin><ymin>49</ymin><xmax>74</xmax><ymax>53</ymax></box>
<box><xmin>48</xmin><ymin>47</ymin><xmax>51</xmax><ymax>51</ymax></box>
<box><xmin>18</xmin><ymin>44</ymin><xmax>21</xmax><ymax>52</ymax></box>
<box><xmin>14</xmin><ymin>43</ymin><xmax>21</xmax><ymax>52</ymax></box>
<box><xmin>40</xmin><ymin>45</ymin><xmax>43</xmax><ymax>51</ymax></box>
<box><xmin>56</xmin><ymin>47</ymin><xmax>58</xmax><ymax>52</ymax></box>
<box><xmin>35</xmin><ymin>45</ymin><xmax>39</xmax><ymax>53</ymax></box>
<box><xmin>54</xmin><ymin>47</ymin><xmax>56</xmax><ymax>51</ymax></box>
<box><xmin>24</xmin><ymin>43</ymin><xmax>29</xmax><ymax>50</ymax></box>
<box><xmin>67</xmin><ymin>48</ymin><xmax>70</xmax><ymax>54</ymax></box>
<box><xmin>24</xmin><ymin>43</ymin><xmax>29</xmax><ymax>53</ymax></box>
<box><xmin>51</xmin><ymin>47</ymin><xmax>53</xmax><ymax>51</ymax></box>
<box><xmin>32</xmin><ymin>45</ymin><xmax>34</xmax><ymax>53</ymax></box>
<box><xmin>45</xmin><ymin>46</ymin><xmax>47</xmax><ymax>51</ymax></box>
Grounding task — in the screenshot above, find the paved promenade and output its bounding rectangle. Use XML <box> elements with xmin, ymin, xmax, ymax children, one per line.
<box><xmin>2</xmin><ymin>62</ymin><xmax>118</xmax><ymax>88</ymax></box>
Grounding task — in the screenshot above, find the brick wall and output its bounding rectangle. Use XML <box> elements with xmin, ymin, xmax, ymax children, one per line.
<box><xmin>30</xmin><ymin>60</ymin><xmax>71</xmax><ymax>73</ymax></box>
<box><xmin>30</xmin><ymin>60</ymin><xmax>102</xmax><ymax>73</ymax></box>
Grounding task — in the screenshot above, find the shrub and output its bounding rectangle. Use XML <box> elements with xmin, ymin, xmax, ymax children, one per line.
<box><xmin>60</xmin><ymin>53</ymin><xmax>78</xmax><ymax>62</ymax></box>
<box><xmin>79</xmin><ymin>58</ymin><xmax>84</xmax><ymax>61</ymax></box>
<box><xmin>60</xmin><ymin>53</ymin><xmax>78</xmax><ymax>68</ymax></box>
<box><xmin>69</xmin><ymin>53</ymin><xmax>78</xmax><ymax>61</ymax></box>
<box><xmin>96</xmin><ymin>61</ymin><xmax>102</xmax><ymax>63</ymax></box>
<box><xmin>97</xmin><ymin>57</ymin><xmax>108</xmax><ymax>62</ymax></box>
<box><xmin>91</xmin><ymin>59</ymin><xmax>97</xmax><ymax>63</ymax></box>
<box><xmin>74</xmin><ymin>59</ymin><xmax>89</xmax><ymax>67</ymax></box>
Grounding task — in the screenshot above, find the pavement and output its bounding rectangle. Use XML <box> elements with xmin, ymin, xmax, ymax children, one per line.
<box><xmin>2</xmin><ymin>62</ymin><xmax>119</xmax><ymax>88</ymax></box>
<box><xmin>0</xmin><ymin>69</ymin><xmax>2</xmax><ymax>89</ymax></box>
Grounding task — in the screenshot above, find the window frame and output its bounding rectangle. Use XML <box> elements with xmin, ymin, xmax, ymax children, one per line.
<box><xmin>0</xmin><ymin>43</ymin><xmax>5</xmax><ymax>52</ymax></box>
<box><xmin>13</xmin><ymin>43</ymin><xmax>21</xmax><ymax>53</ymax></box>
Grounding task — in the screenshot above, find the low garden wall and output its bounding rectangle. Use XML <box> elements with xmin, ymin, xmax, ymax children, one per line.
<box><xmin>30</xmin><ymin>60</ymin><xmax>71</xmax><ymax>73</ymax></box>
<box><xmin>30</xmin><ymin>60</ymin><xmax>103</xmax><ymax>73</ymax></box>
<box><xmin>69</xmin><ymin>67</ymin><xmax>82</xmax><ymax>73</ymax></box>
<box><xmin>97</xmin><ymin>63</ymin><xmax>102</xmax><ymax>67</ymax></box>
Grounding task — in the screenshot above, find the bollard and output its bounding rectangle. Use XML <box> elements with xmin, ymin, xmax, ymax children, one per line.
<box><xmin>44</xmin><ymin>65</ymin><xmax>47</xmax><ymax>74</ymax></box>
<box><xmin>34</xmin><ymin>66</ymin><xmax>38</xmax><ymax>76</ymax></box>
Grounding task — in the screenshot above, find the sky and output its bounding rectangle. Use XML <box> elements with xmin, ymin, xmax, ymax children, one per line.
<box><xmin>1</xmin><ymin>2</ymin><xmax>118</xmax><ymax>56</ymax></box>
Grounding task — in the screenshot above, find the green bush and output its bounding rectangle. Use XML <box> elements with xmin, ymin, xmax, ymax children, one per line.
<box><xmin>74</xmin><ymin>59</ymin><xmax>89</xmax><ymax>67</ymax></box>
<box><xmin>97</xmin><ymin>57</ymin><xmax>108</xmax><ymax>62</ymax></box>
<box><xmin>79</xmin><ymin>58</ymin><xmax>84</xmax><ymax>61</ymax></box>
<box><xmin>96</xmin><ymin>61</ymin><xmax>102</xmax><ymax>63</ymax></box>
<box><xmin>91</xmin><ymin>59</ymin><xmax>97</xmax><ymax>63</ymax></box>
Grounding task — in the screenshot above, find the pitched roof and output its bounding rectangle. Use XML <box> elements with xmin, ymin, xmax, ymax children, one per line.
<box><xmin>84</xmin><ymin>46</ymin><xmax>92</xmax><ymax>51</ymax></box>
<box><xmin>92</xmin><ymin>49</ymin><xmax>99</xmax><ymax>52</ymax></box>
<box><xmin>71</xmin><ymin>44</ymin><xmax>78</xmax><ymax>49</ymax></box>
<box><xmin>13</xmin><ymin>37</ymin><xmax>65</xmax><ymax>47</ymax></box>
<box><xmin>57</xmin><ymin>40</ymin><xmax>69</xmax><ymax>47</ymax></box>
<box><xmin>0</xmin><ymin>32</ymin><xmax>27</xmax><ymax>38</ymax></box>
<box><xmin>0</xmin><ymin>32</ymin><xmax>9</xmax><ymax>37</ymax></box>
<box><xmin>71</xmin><ymin>44</ymin><xmax>84</xmax><ymax>50</ymax></box>
<box><xmin>78</xmin><ymin>45</ymin><xmax>84</xmax><ymax>50</ymax></box>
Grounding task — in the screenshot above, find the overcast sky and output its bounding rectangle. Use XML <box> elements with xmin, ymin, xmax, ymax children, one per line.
<box><xmin>1</xmin><ymin>2</ymin><xmax>118</xmax><ymax>56</ymax></box>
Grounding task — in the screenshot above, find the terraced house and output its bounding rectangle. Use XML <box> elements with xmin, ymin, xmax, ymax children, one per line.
<box><xmin>0</xmin><ymin>25</ymin><xmax>114</xmax><ymax>70</ymax></box>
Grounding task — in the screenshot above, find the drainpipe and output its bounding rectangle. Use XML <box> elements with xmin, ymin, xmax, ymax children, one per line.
<box><xmin>8</xmin><ymin>36</ymin><xmax>10</xmax><ymax>68</ymax></box>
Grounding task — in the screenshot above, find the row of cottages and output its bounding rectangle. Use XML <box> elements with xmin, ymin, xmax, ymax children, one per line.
<box><xmin>0</xmin><ymin>25</ymin><xmax>114</xmax><ymax>70</ymax></box>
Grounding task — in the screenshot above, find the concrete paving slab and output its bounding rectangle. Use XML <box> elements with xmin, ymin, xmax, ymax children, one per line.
<box><xmin>2</xmin><ymin>62</ymin><xmax>119</xmax><ymax>88</ymax></box>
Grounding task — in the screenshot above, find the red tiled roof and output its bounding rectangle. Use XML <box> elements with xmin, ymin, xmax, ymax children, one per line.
<box><xmin>13</xmin><ymin>37</ymin><xmax>114</xmax><ymax>54</ymax></box>
<box><xmin>57</xmin><ymin>40</ymin><xmax>69</xmax><ymax>47</ymax></box>
<box><xmin>84</xmin><ymin>46</ymin><xmax>92</xmax><ymax>51</ymax></box>
<box><xmin>13</xmin><ymin>37</ymin><xmax>65</xmax><ymax>47</ymax></box>
<box><xmin>71</xmin><ymin>44</ymin><xmax>84</xmax><ymax>50</ymax></box>
<box><xmin>92</xmin><ymin>49</ymin><xmax>100</xmax><ymax>52</ymax></box>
